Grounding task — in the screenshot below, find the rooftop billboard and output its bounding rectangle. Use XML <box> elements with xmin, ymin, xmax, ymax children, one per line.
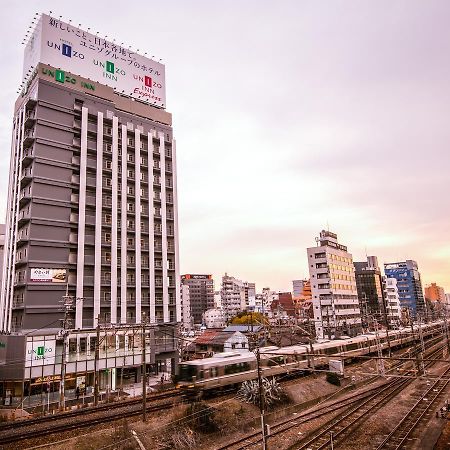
<box><xmin>23</xmin><ymin>14</ymin><xmax>166</xmax><ymax>108</ymax></box>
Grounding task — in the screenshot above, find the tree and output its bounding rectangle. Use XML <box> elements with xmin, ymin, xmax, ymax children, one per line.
<box><xmin>230</xmin><ymin>311</ymin><xmax>268</xmax><ymax>326</ymax></box>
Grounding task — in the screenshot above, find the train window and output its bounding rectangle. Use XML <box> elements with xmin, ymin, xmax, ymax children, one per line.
<box><xmin>225</xmin><ymin>364</ymin><xmax>237</xmax><ymax>374</ymax></box>
<box><xmin>267</xmin><ymin>356</ymin><xmax>284</xmax><ymax>366</ymax></box>
<box><xmin>224</xmin><ymin>362</ymin><xmax>251</xmax><ymax>375</ymax></box>
<box><xmin>345</xmin><ymin>343</ymin><xmax>358</xmax><ymax>351</ymax></box>
<box><xmin>179</xmin><ymin>364</ymin><xmax>197</xmax><ymax>381</ymax></box>
<box><xmin>210</xmin><ymin>367</ymin><xmax>218</xmax><ymax>378</ymax></box>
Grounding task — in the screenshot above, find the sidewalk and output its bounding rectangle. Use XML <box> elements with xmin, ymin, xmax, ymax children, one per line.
<box><xmin>3</xmin><ymin>372</ymin><xmax>174</xmax><ymax>414</ymax></box>
<box><xmin>122</xmin><ymin>372</ymin><xmax>173</xmax><ymax>397</ymax></box>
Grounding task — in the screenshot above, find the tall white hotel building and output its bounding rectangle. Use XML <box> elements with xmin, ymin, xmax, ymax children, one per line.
<box><xmin>307</xmin><ymin>230</ymin><xmax>362</xmax><ymax>339</ymax></box>
<box><xmin>0</xmin><ymin>14</ymin><xmax>180</xmax><ymax>402</ymax></box>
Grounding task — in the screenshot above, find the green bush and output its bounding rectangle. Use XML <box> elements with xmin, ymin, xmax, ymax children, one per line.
<box><xmin>326</xmin><ymin>371</ymin><xmax>341</xmax><ymax>386</ymax></box>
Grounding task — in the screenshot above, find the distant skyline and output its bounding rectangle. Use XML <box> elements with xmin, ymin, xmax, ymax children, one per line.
<box><xmin>0</xmin><ymin>1</ymin><xmax>449</xmax><ymax>292</ymax></box>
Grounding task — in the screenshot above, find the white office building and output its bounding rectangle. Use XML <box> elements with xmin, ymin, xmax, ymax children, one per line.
<box><xmin>307</xmin><ymin>230</ymin><xmax>362</xmax><ymax>339</ymax></box>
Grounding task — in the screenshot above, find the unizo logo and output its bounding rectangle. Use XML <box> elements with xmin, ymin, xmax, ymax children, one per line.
<box><xmin>93</xmin><ymin>60</ymin><xmax>126</xmax><ymax>81</ymax></box>
<box><xmin>41</xmin><ymin>68</ymin><xmax>95</xmax><ymax>91</ymax></box>
<box><xmin>46</xmin><ymin>41</ymin><xmax>85</xmax><ymax>59</ymax></box>
<box><xmin>28</xmin><ymin>345</ymin><xmax>53</xmax><ymax>360</ymax></box>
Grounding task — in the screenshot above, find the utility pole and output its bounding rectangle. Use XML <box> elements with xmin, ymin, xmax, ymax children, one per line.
<box><xmin>374</xmin><ymin>318</ymin><xmax>385</xmax><ymax>376</ymax></box>
<box><xmin>94</xmin><ymin>316</ymin><xmax>100</xmax><ymax>406</ymax></box>
<box><xmin>326</xmin><ymin>305</ymin><xmax>331</xmax><ymax>340</ymax></box>
<box><xmin>142</xmin><ymin>313</ymin><xmax>147</xmax><ymax>422</ymax></box>
<box><xmin>444</xmin><ymin>310</ymin><xmax>450</xmax><ymax>356</ymax></box>
<box><xmin>255</xmin><ymin>338</ymin><xmax>267</xmax><ymax>450</ymax></box>
<box><xmin>409</xmin><ymin>313</ymin><xmax>423</xmax><ymax>376</ymax></box>
<box><xmin>418</xmin><ymin>316</ymin><xmax>426</xmax><ymax>375</ymax></box>
<box><xmin>59</xmin><ymin>290</ymin><xmax>73</xmax><ymax>411</ymax></box>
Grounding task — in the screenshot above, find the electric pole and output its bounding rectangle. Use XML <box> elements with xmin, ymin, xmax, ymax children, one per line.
<box><xmin>444</xmin><ymin>310</ymin><xmax>450</xmax><ymax>356</ymax></box>
<box><xmin>255</xmin><ymin>337</ymin><xmax>267</xmax><ymax>450</ymax></box>
<box><xmin>374</xmin><ymin>318</ymin><xmax>385</xmax><ymax>376</ymax></box>
<box><xmin>142</xmin><ymin>313</ymin><xmax>147</xmax><ymax>422</ymax></box>
<box><xmin>59</xmin><ymin>290</ymin><xmax>74</xmax><ymax>411</ymax></box>
<box><xmin>94</xmin><ymin>316</ymin><xmax>100</xmax><ymax>406</ymax></box>
<box><xmin>409</xmin><ymin>313</ymin><xmax>423</xmax><ymax>376</ymax></box>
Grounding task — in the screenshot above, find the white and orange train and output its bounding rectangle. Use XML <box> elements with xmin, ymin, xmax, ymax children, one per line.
<box><xmin>177</xmin><ymin>321</ymin><xmax>445</xmax><ymax>390</ymax></box>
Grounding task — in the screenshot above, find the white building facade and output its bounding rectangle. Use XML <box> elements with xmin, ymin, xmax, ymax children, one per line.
<box><xmin>203</xmin><ymin>308</ymin><xmax>226</xmax><ymax>329</ymax></box>
<box><xmin>383</xmin><ymin>277</ymin><xmax>402</xmax><ymax>324</ymax></box>
<box><xmin>180</xmin><ymin>284</ymin><xmax>192</xmax><ymax>331</ymax></box>
<box><xmin>307</xmin><ymin>230</ymin><xmax>362</xmax><ymax>339</ymax></box>
<box><xmin>221</xmin><ymin>274</ymin><xmax>246</xmax><ymax>321</ymax></box>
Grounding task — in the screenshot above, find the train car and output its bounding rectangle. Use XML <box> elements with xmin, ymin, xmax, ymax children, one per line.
<box><xmin>177</xmin><ymin>320</ymin><xmax>445</xmax><ymax>391</ymax></box>
<box><xmin>178</xmin><ymin>351</ymin><xmax>257</xmax><ymax>389</ymax></box>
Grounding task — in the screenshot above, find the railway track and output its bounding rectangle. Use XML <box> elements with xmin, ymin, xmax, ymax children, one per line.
<box><xmin>0</xmin><ymin>390</ymin><xmax>181</xmax><ymax>446</ymax></box>
<box><xmin>375</xmin><ymin>365</ymin><xmax>450</xmax><ymax>449</ymax></box>
<box><xmin>284</xmin><ymin>345</ymin><xmax>446</xmax><ymax>450</ymax></box>
<box><xmin>0</xmin><ymin>389</ymin><xmax>179</xmax><ymax>432</ymax></box>
<box><xmin>216</xmin><ymin>381</ymin><xmax>419</xmax><ymax>450</ymax></box>
<box><xmin>218</xmin><ymin>341</ymin><xmax>445</xmax><ymax>450</ymax></box>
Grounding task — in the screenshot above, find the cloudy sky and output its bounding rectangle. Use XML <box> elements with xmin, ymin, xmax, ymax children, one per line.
<box><xmin>1</xmin><ymin>1</ymin><xmax>449</xmax><ymax>292</ymax></box>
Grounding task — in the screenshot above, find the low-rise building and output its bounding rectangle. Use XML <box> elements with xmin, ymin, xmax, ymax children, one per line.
<box><xmin>271</xmin><ymin>292</ymin><xmax>295</xmax><ymax>317</ymax></box>
<box><xmin>188</xmin><ymin>330</ymin><xmax>249</xmax><ymax>357</ymax></box>
<box><xmin>425</xmin><ymin>283</ymin><xmax>446</xmax><ymax>303</ymax></box>
<box><xmin>203</xmin><ymin>308</ymin><xmax>226</xmax><ymax>329</ymax></box>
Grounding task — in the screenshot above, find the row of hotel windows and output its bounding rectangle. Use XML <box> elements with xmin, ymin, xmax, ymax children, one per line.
<box><xmin>102</xmin><ymin>126</ymin><xmax>171</xmax><ymax>146</ymax></box>
<box><xmin>88</xmin><ymin>139</ymin><xmax>171</xmax><ymax>158</ymax></box>
<box><xmin>328</xmin><ymin>263</ymin><xmax>354</xmax><ymax>273</ymax></box>
<box><xmin>102</xmin><ymin>173</ymin><xmax>172</xmax><ymax>186</ymax></box>
<box><xmin>101</xmin><ymin>183</ymin><xmax>173</xmax><ymax>202</ymax></box>
<box><xmin>102</xmin><ymin>240</ymin><xmax>175</xmax><ymax>256</ymax></box>
<box><xmin>99</xmin><ymin>202</ymin><xmax>168</xmax><ymax>216</ymax></box>
<box><xmin>101</xmin><ymin>291</ymin><xmax>176</xmax><ymax>302</ymax></box>
<box><xmin>100</xmin><ymin>274</ymin><xmax>175</xmax><ymax>285</ymax></box>
<box><xmin>328</xmin><ymin>254</ymin><xmax>352</xmax><ymax>264</ymax></box>
<box><xmin>102</xmin><ymin>209</ymin><xmax>174</xmax><ymax>222</ymax></box>
<box><xmin>102</xmin><ymin>253</ymin><xmax>175</xmax><ymax>268</ymax></box>
<box><xmin>102</xmin><ymin>158</ymin><xmax>172</xmax><ymax>172</ymax></box>
<box><xmin>317</xmin><ymin>283</ymin><xmax>356</xmax><ymax>291</ymax></box>
<box><xmin>103</xmin><ymin>222</ymin><xmax>173</xmax><ymax>235</ymax></box>
<box><xmin>312</xmin><ymin>253</ymin><xmax>352</xmax><ymax>265</ymax></box>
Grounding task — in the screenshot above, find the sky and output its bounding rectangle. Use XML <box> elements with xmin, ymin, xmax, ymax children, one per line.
<box><xmin>0</xmin><ymin>0</ymin><xmax>449</xmax><ymax>293</ymax></box>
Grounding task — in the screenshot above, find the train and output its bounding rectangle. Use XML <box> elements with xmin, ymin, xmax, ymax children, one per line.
<box><xmin>177</xmin><ymin>321</ymin><xmax>445</xmax><ymax>390</ymax></box>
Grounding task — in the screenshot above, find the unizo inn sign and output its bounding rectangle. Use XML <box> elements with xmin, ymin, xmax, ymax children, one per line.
<box><xmin>25</xmin><ymin>339</ymin><xmax>56</xmax><ymax>367</ymax></box>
